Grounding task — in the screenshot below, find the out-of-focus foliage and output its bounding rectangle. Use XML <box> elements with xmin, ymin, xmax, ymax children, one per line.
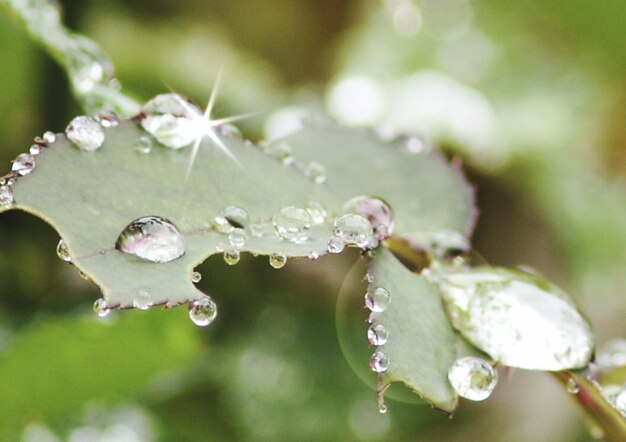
<box><xmin>0</xmin><ymin>0</ymin><xmax>625</xmax><ymax>440</ymax></box>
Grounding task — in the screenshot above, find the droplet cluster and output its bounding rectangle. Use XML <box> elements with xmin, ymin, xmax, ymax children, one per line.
<box><xmin>365</xmin><ymin>280</ymin><xmax>392</xmax><ymax>413</ymax></box>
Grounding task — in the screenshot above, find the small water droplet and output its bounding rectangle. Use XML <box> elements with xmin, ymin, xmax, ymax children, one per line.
<box><xmin>615</xmin><ymin>389</ymin><xmax>626</xmax><ymax>415</ymax></box>
<box><xmin>140</xmin><ymin>93</ymin><xmax>202</xmax><ymax>149</ymax></box>
<box><xmin>223</xmin><ymin>249</ymin><xmax>241</xmax><ymax>265</ymax></box>
<box><xmin>29</xmin><ymin>145</ymin><xmax>40</xmax><ymax>155</ymax></box>
<box><xmin>133</xmin><ymin>290</ymin><xmax>153</xmax><ymax>310</ymax></box>
<box><xmin>263</xmin><ymin>142</ymin><xmax>293</xmax><ymax>164</ymax></box>
<box><xmin>12</xmin><ymin>153</ymin><xmax>35</xmax><ymax>176</ymax></box>
<box><xmin>214</xmin><ymin>206</ymin><xmax>249</xmax><ymax>233</ymax></box>
<box><xmin>334</xmin><ymin>214</ymin><xmax>374</xmax><ymax>248</ymax></box>
<box><xmin>95</xmin><ymin>112</ymin><xmax>119</xmax><ymax>128</ymax></box>
<box><xmin>216</xmin><ymin>124</ymin><xmax>242</xmax><ymax>139</ymax></box>
<box><xmin>327</xmin><ymin>236</ymin><xmax>346</xmax><ymax>254</ymax></box>
<box><xmin>308</xmin><ymin>250</ymin><xmax>320</xmax><ymax>260</ymax></box>
<box><xmin>306</xmin><ymin>201</ymin><xmax>328</xmax><ymax>225</ymax></box>
<box><xmin>66</xmin><ymin>116</ymin><xmax>105</xmax><ymax>152</ymax></box>
<box><xmin>566</xmin><ymin>377</ymin><xmax>579</xmax><ymax>394</ymax></box>
<box><xmin>448</xmin><ymin>357</ymin><xmax>498</xmax><ymax>401</ymax></box>
<box><xmin>596</xmin><ymin>339</ymin><xmax>626</xmax><ymax>369</ymax></box>
<box><xmin>134</xmin><ymin>135</ymin><xmax>153</xmax><ymax>154</ymax></box>
<box><xmin>367</xmin><ymin>323</ymin><xmax>389</xmax><ymax>346</ymax></box>
<box><xmin>56</xmin><ymin>239</ymin><xmax>71</xmax><ymax>262</ymax></box>
<box><xmin>304</xmin><ymin>161</ymin><xmax>327</xmax><ymax>184</ymax></box>
<box><xmin>93</xmin><ymin>298</ymin><xmax>111</xmax><ymax>318</ymax></box>
<box><xmin>249</xmin><ymin>221</ymin><xmax>275</xmax><ymax>238</ymax></box>
<box><xmin>42</xmin><ymin>131</ymin><xmax>56</xmax><ymax>144</ymax></box>
<box><xmin>378</xmin><ymin>403</ymin><xmax>388</xmax><ymax>414</ymax></box>
<box><xmin>189</xmin><ymin>296</ymin><xmax>218</xmax><ymax>327</ymax></box>
<box><xmin>116</xmin><ymin>216</ymin><xmax>185</xmax><ymax>263</ymax></box>
<box><xmin>342</xmin><ymin>196</ymin><xmax>394</xmax><ymax>240</ymax></box>
<box><xmin>269</xmin><ymin>252</ymin><xmax>287</xmax><ymax>269</ymax></box>
<box><xmin>431</xmin><ymin>229</ymin><xmax>470</xmax><ymax>259</ymax></box>
<box><xmin>0</xmin><ymin>185</ymin><xmax>14</xmax><ymax>209</ymax></box>
<box><xmin>405</xmin><ymin>136</ymin><xmax>425</xmax><ymax>153</ymax></box>
<box><xmin>192</xmin><ymin>271</ymin><xmax>202</xmax><ymax>283</ymax></box>
<box><xmin>228</xmin><ymin>228</ymin><xmax>247</xmax><ymax>247</ymax></box>
<box><xmin>365</xmin><ymin>287</ymin><xmax>390</xmax><ymax>312</ymax></box>
<box><xmin>369</xmin><ymin>350</ymin><xmax>389</xmax><ymax>373</ymax></box>
<box><xmin>273</xmin><ymin>207</ymin><xmax>312</xmax><ymax>243</ymax></box>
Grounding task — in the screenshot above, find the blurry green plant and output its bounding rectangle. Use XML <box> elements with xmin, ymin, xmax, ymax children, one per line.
<box><xmin>1</xmin><ymin>0</ymin><xmax>625</xmax><ymax>440</ymax></box>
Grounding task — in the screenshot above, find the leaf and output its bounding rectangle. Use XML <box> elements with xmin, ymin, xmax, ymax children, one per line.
<box><xmin>440</xmin><ymin>267</ymin><xmax>594</xmax><ymax>370</ymax></box>
<box><xmin>368</xmin><ymin>248</ymin><xmax>457</xmax><ymax>413</ymax></box>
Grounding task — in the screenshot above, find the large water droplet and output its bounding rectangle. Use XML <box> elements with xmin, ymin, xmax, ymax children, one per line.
<box><xmin>12</xmin><ymin>153</ymin><xmax>35</xmax><ymax>176</ymax></box>
<box><xmin>93</xmin><ymin>298</ymin><xmax>111</xmax><ymax>318</ymax></box>
<box><xmin>116</xmin><ymin>216</ymin><xmax>185</xmax><ymax>263</ymax></box>
<box><xmin>369</xmin><ymin>350</ymin><xmax>389</xmax><ymax>373</ymax></box>
<box><xmin>448</xmin><ymin>357</ymin><xmax>498</xmax><ymax>401</ymax></box>
<box><xmin>214</xmin><ymin>206</ymin><xmax>249</xmax><ymax>233</ymax></box>
<box><xmin>0</xmin><ymin>185</ymin><xmax>14</xmax><ymax>210</ymax></box>
<box><xmin>367</xmin><ymin>323</ymin><xmax>389</xmax><ymax>346</ymax></box>
<box><xmin>304</xmin><ymin>161</ymin><xmax>327</xmax><ymax>184</ymax></box>
<box><xmin>365</xmin><ymin>287</ymin><xmax>391</xmax><ymax>312</ymax></box>
<box><xmin>56</xmin><ymin>239</ymin><xmax>71</xmax><ymax>262</ymax></box>
<box><xmin>133</xmin><ymin>290</ymin><xmax>153</xmax><ymax>310</ymax></box>
<box><xmin>189</xmin><ymin>296</ymin><xmax>218</xmax><ymax>327</ymax></box>
<box><xmin>223</xmin><ymin>249</ymin><xmax>241</xmax><ymax>265</ymax></box>
<box><xmin>273</xmin><ymin>207</ymin><xmax>313</xmax><ymax>243</ymax></box>
<box><xmin>66</xmin><ymin>116</ymin><xmax>105</xmax><ymax>152</ymax></box>
<box><xmin>191</xmin><ymin>271</ymin><xmax>202</xmax><ymax>283</ymax></box>
<box><xmin>327</xmin><ymin>236</ymin><xmax>346</xmax><ymax>254</ymax></box>
<box><xmin>334</xmin><ymin>214</ymin><xmax>374</xmax><ymax>248</ymax></box>
<box><xmin>342</xmin><ymin>196</ymin><xmax>395</xmax><ymax>240</ymax></box>
<box><xmin>269</xmin><ymin>252</ymin><xmax>287</xmax><ymax>269</ymax></box>
<box><xmin>228</xmin><ymin>228</ymin><xmax>247</xmax><ymax>247</ymax></box>
<box><xmin>139</xmin><ymin>93</ymin><xmax>201</xmax><ymax>149</ymax></box>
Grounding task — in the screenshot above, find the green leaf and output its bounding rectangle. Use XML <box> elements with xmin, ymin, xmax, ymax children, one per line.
<box><xmin>368</xmin><ymin>248</ymin><xmax>457</xmax><ymax>413</ymax></box>
<box><xmin>440</xmin><ymin>267</ymin><xmax>594</xmax><ymax>370</ymax></box>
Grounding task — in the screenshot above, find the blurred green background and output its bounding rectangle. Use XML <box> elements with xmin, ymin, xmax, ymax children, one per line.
<box><xmin>0</xmin><ymin>0</ymin><xmax>625</xmax><ymax>440</ymax></box>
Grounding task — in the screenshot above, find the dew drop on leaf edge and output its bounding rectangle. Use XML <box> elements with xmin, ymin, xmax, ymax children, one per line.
<box><xmin>65</xmin><ymin>116</ymin><xmax>105</xmax><ymax>152</ymax></box>
<box><xmin>365</xmin><ymin>287</ymin><xmax>390</xmax><ymax>313</ymax></box>
<box><xmin>447</xmin><ymin>357</ymin><xmax>498</xmax><ymax>401</ymax></box>
<box><xmin>93</xmin><ymin>298</ymin><xmax>111</xmax><ymax>318</ymax></box>
<box><xmin>56</xmin><ymin>239</ymin><xmax>71</xmax><ymax>262</ymax></box>
<box><xmin>189</xmin><ymin>297</ymin><xmax>218</xmax><ymax>327</ymax></box>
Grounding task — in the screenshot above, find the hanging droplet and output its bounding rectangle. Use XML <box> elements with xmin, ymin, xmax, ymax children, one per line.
<box><xmin>327</xmin><ymin>236</ymin><xmax>346</xmax><ymax>254</ymax></box>
<box><xmin>214</xmin><ymin>206</ymin><xmax>249</xmax><ymax>233</ymax></box>
<box><xmin>29</xmin><ymin>145</ymin><xmax>41</xmax><ymax>156</ymax></box>
<box><xmin>448</xmin><ymin>357</ymin><xmax>498</xmax><ymax>401</ymax></box>
<box><xmin>191</xmin><ymin>271</ymin><xmax>202</xmax><ymax>283</ymax></box>
<box><xmin>93</xmin><ymin>298</ymin><xmax>111</xmax><ymax>318</ymax></box>
<box><xmin>223</xmin><ymin>249</ymin><xmax>241</xmax><ymax>265</ymax></box>
<box><xmin>134</xmin><ymin>135</ymin><xmax>153</xmax><ymax>154</ymax></box>
<box><xmin>369</xmin><ymin>350</ymin><xmax>389</xmax><ymax>373</ymax></box>
<box><xmin>56</xmin><ymin>239</ymin><xmax>71</xmax><ymax>262</ymax></box>
<box><xmin>367</xmin><ymin>323</ymin><xmax>389</xmax><ymax>346</ymax></box>
<box><xmin>0</xmin><ymin>185</ymin><xmax>14</xmax><ymax>210</ymax></box>
<box><xmin>365</xmin><ymin>287</ymin><xmax>391</xmax><ymax>312</ymax></box>
<box><xmin>116</xmin><ymin>216</ymin><xmax>185</xmax><ymax>263</ymax></box>
<box><xmin>304</xmin><ymin>161</ymin><xmax>327</xmax><ymax>184</ymax></box>
<box><xmin>334</xmin><ymin>214</ymin><xmax>374</xmax><ymax>248</ymax></box>
<box><xmin>228</xmin><ymin>228</ymin><xmax>247</xmax><ymax>247</ymax></box>
<box><xmin>189</xmin><ymin>296</ymin><xmax>218</xmax><ymax>327</ymax></box>
<box><xmin>269</xmin><ymin>252</ymin><xmax>287</xmax><ymax>269</ymax></box>
<box><xmin>566</xmin><ymin>377</ymin><xmax>579</xmax><ymax>394</ymax></box>
<box><xmin>306</xmin><ymin>201</ymin><xmax>328</xmax><ymax>225</ymax></box>
<box><xmin>42</xmin><ymin>131</ymin><xmax>56</xmax><ymax>144</ymax></box>
<box><xmin>12</xmin><ymin>153</ymin><xmax>35</xmax><ymax>176</ymax></box>
<box><xmin>273</xmin><ymin>207</ymin><xmax>313</xmax><ymax>243</ymax></box>
<box><xmin>139</xmin><ymin>93</ymin><xmax>202</xmax><ymax>149</ymax></box>
<box><xmin>341</xmin><ymin>196</ymin><xmax>395</xmax><ymax>240</ymax></box>
<box><xmin>378</xmin><ymin>403</ymin><xmax>388</xmax><ymax>414</ymax></box>
<box><xmin>66</xmin><ymin>116</ymin><xmax>105</xmax><ymax>152</ymax></box>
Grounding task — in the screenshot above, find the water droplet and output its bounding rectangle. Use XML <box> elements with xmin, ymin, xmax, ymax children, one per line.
<box><xmin>249</xmin><ymin>221</ymin><xmax>275</xmax><ymax>238</ymax></box>
<box><xmin>56</xmin><ymin>239</ymin><xmax>71</xmax><ymax>262</ymax></box>
<box><xmin>273</xmin><ymin>207</ymin><xmax>312</xmax><ymax>243</ymax></box>
<box><xmin>228</xmin><ymin>228</ymin><xmax>247</xmax><ymax>247</ymax></box>
<box><xmin>327</xmin><ymin>236</ymin><xmax>346</xmax><ymax>254</ymax></box>
<box><xmin>116</xmin><ymin>216</ymin><xmax>185</xmax><ymax>263</ymax></box>
<box><xmin>405</xmin><ymin>136</ymin><xmax>425</xmax><ymax>153</ymax></box>
<box><xmin>378</xmin><ymin>403</ymin><xmax>388</xmax><ymax>414</ymax></box>
<box><xmin>139</xmin><ymin>93</ymin><xmax>201</xmax><ymax>149</ymax></box>
<box><xmin>615</xmin><ymin>389</ymin><xmax>626</xmax><ymax>415</ymax></box>
<box><xmin>78</xmin><ymin>270</ymin><xmax>90</xmax><ymax>281</ymax></box>
<box><xmin>66</xmin><ymin>116</ymin><xmax>105</xmax><ymax>152</ymax></box>
<box><xmin>365</xmin><ymin>287</ymin><xmax>390</xmax><ymax>312</ymax></box>
<box><xmin>306</xmin><ymin>201</ymin><xmax>328</xmax><ymax>225</ymax></box>
<box><xmin>448</xmin><ymin>357</ymin><xmax>498</xmax><ymax>401</ymax></box>
<box><xmin>308</xmin><ymin>250</ymin><xmax>320</xmax><ymax>260</ymax></box>
<box><xmin>431</xmin><ymin>229</ymin><xmax>470</xmax><ymax>259</ymax></box>
<box><xmin>566</xmin><ymin>377</ymin><xmax>579</xmax><ymax>394</ymax></box>
<box><xmin>134</xmin><ymin>135</ymin><xmax>153</xmax><ymax>154</ymax></box>
<box><xmin>93</xmin><ymin>298</ymin><xmax>111</xmax><ymax>318</ymax></box>
<box><xmin>367</xmin><ymin>323</ymin><xmax>389</xmax><ymax>346</ymax></box>
<box><xmin>304</xmin><ymin>161</ymin><xmax>327</xmax><ymax>184</ymax></box>
<box><xmin>192</xmin><ymin>271</ymin><xmax>202</xmax><ymax>283</ymax></box>
<box><xmin>596</xmin><ymin>339</ymin><xmax>626</xmax><ymax>369</ymax></box>
<box><xmin>342</xmin><ymin>196</ymin><xmax>394</xmax><ymax>240</ymax></box>
<box><xmin>214</xmin><ymin>206</ymin><xmax>249</xmax><ymax>233</ymax></box>
<box><xmin>68</xmin><ymin>50</ymin><xmax>105</xmax><ymax>93</ymax></box>
<box><xmin>263</xmin><ymin>142</ymin><xmax>293</xmax><ymax>164</ymax></box>
<box><xmin>12</xmin><ymin>153</ymin><xmax>35</xmax><ymax>176</ymax></box>
<box><xmin>95</xmin><ymin>112</ymin><xmax>119</xmax><ymax>128</ymax></box>
<box><xmin>216</xmin><ymin>124</ymin><xmax>242</xmax><ymax>139</ymax></box>
<box><xmin>42</xmin><ymin>131</ymin><xmax>56</xmax><ymax>144</ymax></box>
<box><xmin>29</xmin><ymin>145</ymin><xmax>40</xmax><ymax>155</ymax></box>
<box><xmin>223</xmin><ymin>249</ymin><xmax>241</xmax><ymax>265</ymax></box>
<box><xmin>0</xmin><ymin>185</ymin><xmax>14</xmax><ymax>209</ymax></box>
<box><xmin>133</xmin><ymin>290</ymin><xmax>153</xmax><ymax>310</ymax></box>
<box><xmin>269</xmin><ymin>252</ymin><xmax>287</xmax><ymax>269</ymax></box>
<box><xmin>369</xmin><ymin>350</ymin><xmax>389</xmax><ymax>373</ymax></box>
<box><xmin>334</xmin><ymin>214</ymin><xmax>374</xmax><ymax>248</ymax></box>
<box><xmin>189</xmin><ymin>296</ymin><xmax>218</xmax><ymax>327</ymax></box>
